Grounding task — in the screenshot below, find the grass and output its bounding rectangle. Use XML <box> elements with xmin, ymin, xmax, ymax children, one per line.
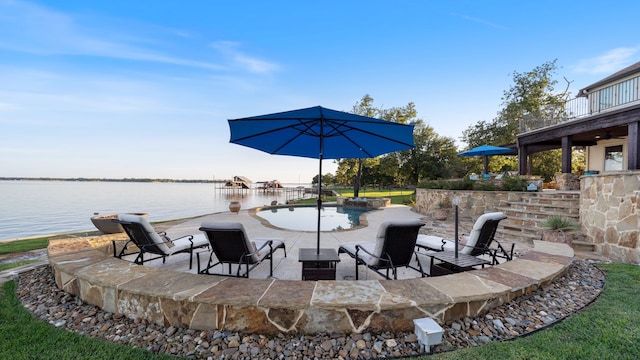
<box><xmin>426</xmin><ymin>263</ymin><xmax>640</xmax><ymax>360</ymax></box>
<box><xmin>0</xmin><ymin>264</ymin><xmax>638</xmax><ymax>359</ymax></box>
<box><xmin>0</xmin><ymin>237</ymin><xmax>51</xmax><ymax>255</ymax></box>
<box><xmin>0</xmin><ymin>281</ymin><xmax>174</xmax><ymax>360</ymax></box>
<box><xmin>0</xmin><ymin>237</ymin><xmax>52</xmax><ymax>272</ymax></box>
<box><xmin>296</xmin><ymin>188</ymin><xmax>415</xmax><ymax>205</ymax></box>
<box><xmin>0</xmin><ymin>259</ymin><xmax>41</xmax><ymax>272</ymax></box>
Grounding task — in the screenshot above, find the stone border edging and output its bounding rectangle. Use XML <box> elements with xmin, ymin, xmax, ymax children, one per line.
<box><xmin>47</xmin><ymin>235</ymin><xmax>574</xmax><ymax>334</ymax></box>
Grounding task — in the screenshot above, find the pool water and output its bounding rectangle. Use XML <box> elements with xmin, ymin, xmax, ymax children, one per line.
<box><xmin>256</xmin><ymin>206</ymin><xmax>370</xmax><ymax>231</ymax></box>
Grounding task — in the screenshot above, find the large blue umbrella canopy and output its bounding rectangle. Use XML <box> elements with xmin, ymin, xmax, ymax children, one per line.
<box><xmin>228</xmin><ymin>105</ymin><xmax>415</xmax><ymax>253</ymax></box>
<box><xmin>458</xmin><ymin>145</ymin><xmax>516</xmax><ymax>174</ymax></box>
<box><xmin>458</xmin><ymin>144</ymin><xmax>515</xmax><ymax>157</ymax></box>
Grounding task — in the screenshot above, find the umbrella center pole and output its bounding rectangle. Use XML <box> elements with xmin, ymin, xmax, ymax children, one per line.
<box><xmin>316</xmin><ymin>124</ymin><xmax>323</xmax><ymax>255</ymax></box>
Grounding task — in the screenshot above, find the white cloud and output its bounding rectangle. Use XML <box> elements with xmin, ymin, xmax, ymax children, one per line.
<box><xmin>450</xmin><ymin>12</ymin><xmax>507</xmax><ymax>30</ymax></box>
<box><xmin>0</xmin><ymin>0</ymin><xmax>223</xmax><ymax>70</ymax></box>
<box><xmin>210</xmin><ymin>41</ymin><xmax>280</xmax><ymax>74</ymax></box>
<box><xmin>572</xmin><ymin>47</ymin><xmax>640</xmax><ymax>74</ymax></box>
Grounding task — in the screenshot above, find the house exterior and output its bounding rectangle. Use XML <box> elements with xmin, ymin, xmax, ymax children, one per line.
<box><xmin>516</xmin><ymin>60</ymin><xmax>640</xmax><ymax>178</ymax></box>
<box><xmin>515</xmin><ymin>61</ymin><xmax>640</xmax><ymax>264</ymax></box>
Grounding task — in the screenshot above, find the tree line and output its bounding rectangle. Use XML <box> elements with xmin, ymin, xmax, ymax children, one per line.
<box><xmin>312</xmin><ymin>60</ymin><xmax>585</xmax><ymax>193</ymax></box>
<box><xmin>0</xmin><ymin>177</ymin><xmax>223</xmax><ymax>183</ymax></box>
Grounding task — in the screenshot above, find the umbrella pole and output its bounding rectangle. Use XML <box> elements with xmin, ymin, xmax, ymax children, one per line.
<box><xmin>316</xmin><ymin>158</ymin><xmax>322</xmax><ymax>255</ymax></box>
<box><xmin>316</xmin><ymin>124</ymin><xmax>324</xmax><ymax>255</ymax></box>
<box><xmin>483</xmin><ymin>156</ymin><xmax>489</xmax><ymax>175</ymax></box>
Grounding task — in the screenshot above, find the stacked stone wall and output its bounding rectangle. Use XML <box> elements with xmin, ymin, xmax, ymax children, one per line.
<box><xmin>580</xmin><ymin>171</ymin><xmax>640</xmax><ymax>263</ymax></box>
<box><xmin>415</xmin><ymin>189</ymin><xmax>526</xmax><ymax>218</ymax></box>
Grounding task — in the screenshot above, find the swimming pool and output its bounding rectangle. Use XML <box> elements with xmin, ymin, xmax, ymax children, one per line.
<box><xmin>255</xmin><ymin>206</ymin><xmax>370</xmax><ymax>231</ymax></box>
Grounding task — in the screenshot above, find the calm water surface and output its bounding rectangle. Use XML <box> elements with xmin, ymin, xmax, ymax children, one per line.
<box><xmin>256</xmin><ymin>206</ymin><xmax>369</xmax><ymax>231</ymax></box>
<box><xmin>0</xmin><ymin>180</ymin><xmax>308</xmax><ymax>240</ymax></box>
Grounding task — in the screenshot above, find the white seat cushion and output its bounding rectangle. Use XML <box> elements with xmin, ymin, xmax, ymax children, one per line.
<box><xmin>339</xmin><ymin>242</ymin><xmax>378</xmax><ymax>266</ymax></box>
<box><xmin>416</xmin><ymin>212</ymin><xmax>505</xmax><ymax>254</ymax></box>
<box><xmin>168</xmin><ymin>234</ymin><xmax>208</xmax><ymax>254</ymax></box>
<box><xmin>200</xmin><ymin>221</ymin><xmax>283</xmax><ymax>262</ymax></box>
<box><xmin>118</xmin><ymin>213</ymin><xmax>171</xmax><ymax>254</ymax></box>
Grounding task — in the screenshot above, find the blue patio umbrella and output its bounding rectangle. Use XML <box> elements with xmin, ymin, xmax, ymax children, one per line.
<box><xmin>228</xmin><ymin>105</ymin><xmax>415</xmax><ymax>254</ymax></box>
<box><xmin>458</xmin><ymin>144</ymin><xmax>516</xmax><ymax>174</ymax></box>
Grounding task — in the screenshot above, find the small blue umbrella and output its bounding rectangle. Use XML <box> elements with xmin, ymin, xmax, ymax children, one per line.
<box><xmin>228</xmin><ymin>105</ymin><xmax>415</xmax><ymax>254</ymax></box>
<box><xmin>458</xmin><ymin>145</ymin><xmax>515</xmax><ymax>174</ymax></box>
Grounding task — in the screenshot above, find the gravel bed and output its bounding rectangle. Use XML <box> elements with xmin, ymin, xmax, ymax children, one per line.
<box><xmin>16</xmin><ymin>260</ymin><xmax>605</xmax><ymax>359</ymax></box>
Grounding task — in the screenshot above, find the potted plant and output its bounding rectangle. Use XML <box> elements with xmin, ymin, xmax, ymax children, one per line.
<box><xmin>540</xmin><ymin>215</ymin><xmax>580</xmax><ymax>244</ymax></box>
<box><xmin>433</xmin><ymin>200</ymin><xmax>450</xmax><ymax>221</ymax></box>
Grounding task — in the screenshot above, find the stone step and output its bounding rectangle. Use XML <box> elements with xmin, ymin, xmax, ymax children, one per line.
<box><xmin>571</xmin><ymin>240</ymin><xmax>596</xmax><ymax>252</ymax></box>
<box><xmin>498</xmin><ymin>207</ymin><xmax>580</xmax><ymax>222</ymax></box>
<box><xmin>499</xmin><ymin>216</ymin><xmax>540</xmax><ymax>228</ymax></box>
<box><xmin>526</xmin><ymin>191</ymin><xmax>580</xmax><ymax>200</ymax></box>
<box><xmin>521</xmin><ymin>197</ymin><xmax>580</xmax><ymax>206</ymax></box>
<box><xmin>496</xmin><ymin>227</ymin><xmax>541</xmax><ymax>241</ymax></box>
<box><xmin>505</xmin><ymin>202</ymin><xmax>580</xmax><ymax>215</ymax></box>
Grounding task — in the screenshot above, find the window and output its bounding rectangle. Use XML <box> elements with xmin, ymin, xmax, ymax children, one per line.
<box><xmin>604</xmin><ymin>145</ymin><xmax>623</xmax><ymax>171</ymax></box>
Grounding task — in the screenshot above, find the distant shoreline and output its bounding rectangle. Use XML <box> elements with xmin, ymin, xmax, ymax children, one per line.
<box><xmin>0</xmin><ymin>177</ymin><xmax>226</xmax><ymax>184</ymax></box>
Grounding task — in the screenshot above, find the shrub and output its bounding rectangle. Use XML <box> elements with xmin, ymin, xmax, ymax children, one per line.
<box><xmin>540</xmin><ymin>215</ymin><xmax>579</xmax><ymax>231</ymax></box>
<box><xmin>472</xmin><ymin>181</ymin><xmax>498</xmax><ymax>191</ymax></box>
<box><xmin>501</xmin><ymin>176</ymin><xmax>528</xmax><ymax>191</ymax></box>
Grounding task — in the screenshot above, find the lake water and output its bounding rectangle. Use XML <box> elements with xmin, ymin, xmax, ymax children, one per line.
<box><xmin>0</xmin><ymin>180</ymin><xmax>310</xmax><ymax>241</ymax></box>
<box><xmin>255</xmin><ymin>206</ymin><xmax>369</xmax><ymax>232</ymax></box>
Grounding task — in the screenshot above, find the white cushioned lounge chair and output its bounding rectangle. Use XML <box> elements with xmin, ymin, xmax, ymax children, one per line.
<box><xmin>113</xmin><ymin>213</ymin><xmax>210</xmax><ymax>270</ymax></box>
<box><xmin>416</xmin><ymin>212</ymin><xmax>513</xmax><ymax>264</ymax></box>
<box><xmin>338</xmin><ymin>220</ymin><xmax>425</xmax><ymax>280</ymax></box>
<box><xmin>198</xmin><ymin>222</ymin><xmax>286</xmax><ymax>278</ymax></box>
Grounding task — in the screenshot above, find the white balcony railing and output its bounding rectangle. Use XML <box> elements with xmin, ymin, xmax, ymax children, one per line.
<box><xmin>521</xmin><ymin>74</ymin><xmax>640</xmax><ymax>132</ymax></box>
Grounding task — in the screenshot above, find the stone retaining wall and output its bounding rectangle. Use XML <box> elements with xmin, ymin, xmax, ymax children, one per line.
<box><xmin>336</xmin><ymin>197</ymin><xmax>391</xmax><ymax>209</ymax></box>
<box><xmin>580</xmin><ymin>171</ymin><xmax>640</xmax><ymax>263</ymax></box>
<box><xmin>415</xmin><ymin>189</ymin><xmax>528</xmax><ymax>218</ymax></box>
<box><xmin>48</xmin><ymin>236</ymin><xmax>574</xmax><ymax>334</ymax></box>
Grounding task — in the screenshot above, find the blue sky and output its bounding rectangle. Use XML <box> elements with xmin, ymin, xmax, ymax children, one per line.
<box><xmin>1</xmin><ymin>0</ymin><xmax>639</xmax><ymax>183</ymax></box>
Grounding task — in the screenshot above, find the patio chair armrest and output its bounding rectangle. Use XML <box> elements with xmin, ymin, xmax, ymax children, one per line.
<box><xmin>354</xmin><ymin>244</ymin><xmax>375</xmax><ymax>257</ymax></box>
<box><xmin>492</xmin><ymin>239</ymin><xmax>515</xmax><ymax>261</ymax></box>
<box><xmin>254</xmin><ymin>240</ymin><xmax>274</xmax><ymax>254</ymax></box>
<box><xmin>170</xmin><ymin>234</ymin><xmax>195</xmax><ymax>244</ymax></box>
<box><xmin>355</xmin><ymin>244</ymin><xmax>391</xmax><ymax>264</ymax></box>
<box><xmin>112</xmin><ymin>239</ymin><xmax>133</xmax><ymax>258</ymax></box>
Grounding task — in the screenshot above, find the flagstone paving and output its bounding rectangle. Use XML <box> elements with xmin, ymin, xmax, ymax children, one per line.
<box><xmin>43</xmin><ymin>204</ymin><xmax>580</xmax><ymax>335</ymax></box>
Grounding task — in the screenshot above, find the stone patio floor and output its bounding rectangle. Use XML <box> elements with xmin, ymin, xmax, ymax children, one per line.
<box><xmin>136</xmin><ymin>205</ymin><xmax>534</xmax><ymax>280</ymax></box>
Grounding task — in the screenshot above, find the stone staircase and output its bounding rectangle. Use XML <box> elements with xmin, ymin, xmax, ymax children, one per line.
<box><xmin>496</xmin><ymin>191</ymin><xmax>581</xmax><ymax>243</ymax></box>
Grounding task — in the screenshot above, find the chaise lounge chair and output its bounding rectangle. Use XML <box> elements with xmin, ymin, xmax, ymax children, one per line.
<box><xmin>112</xmin><ymin>213</ymin><xmax>210</xmax><ymax>270</ymax></box>
<box><xmin>337</xmin><ymin>220</ymin><xmax>425</xmax><ymax>280</ymax></box>
<box><xmin>415</xmin><ymin>212</ymin><xmax>513</xmax><ymax>264</ymax></box>
<box><xmin>198</xmin><ymin>222</ymin><xmax>287</xmax><ymax>278</ymax></box>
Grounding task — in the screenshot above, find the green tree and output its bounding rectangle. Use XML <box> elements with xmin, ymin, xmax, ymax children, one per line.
<box><xmin>311</xmin><ymin>173</ymin><xmax>336</xmax><ymax>186</ymax></box>
<box><xmin>399</xmin><ymin>122</ymin><xmax>459</xmax><ymax>182</ymax></box>
<box><xmin>336</xmin><ymin>95</ymin><xmax>459</xmax><ymax>187</ymax></box>
<box><xmin>461</xmin><ymin>59</ymin><xmax>581</xmax><ymax>176</ymax></box>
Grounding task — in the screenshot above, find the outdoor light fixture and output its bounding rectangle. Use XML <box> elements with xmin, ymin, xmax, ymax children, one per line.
<box><xmin>452</xmin><ymin>196</ymin><xmax>462</xmax><ymax>258</ymax></box>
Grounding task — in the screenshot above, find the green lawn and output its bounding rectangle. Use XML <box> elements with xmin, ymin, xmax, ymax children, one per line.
<box><xmin>427</xmin><ymin>263</ymin><xmax>640</xmax><ymax>360</ymax></box>
<box><xmin>0</xmin><ymin>280</ymin><xmax>174</xmax><ymax>360</ymax></box>
<box><xmin>1</xmin><ymin>264</ymin><xmax>638</xmax><ymax>359</ymax></box>
<box><xmin>296</xmin><ymin>188</ymin><xmax>415</xmax><ymax>205</ymax></box>
<box><xmin>0</xmin><ymin>237</ymin><xmax>50</xmax><ymax>255</ymax></box>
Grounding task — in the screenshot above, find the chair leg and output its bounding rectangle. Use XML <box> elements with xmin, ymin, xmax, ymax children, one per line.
<box><xmin>269</xmin><ymin>244</ymin><xmax>273</xmax><ymax>277</ymax></box>
<box><xmin>188</xmin><ymin>245</ymin><xmax>194</xmax><ymax>270</ymax></box>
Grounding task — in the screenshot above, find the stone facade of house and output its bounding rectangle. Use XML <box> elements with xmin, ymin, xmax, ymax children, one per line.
<box><xmin>580</xmin><ymin>171</ymin><xmax>640</xmax><ymax>263</ymax></box>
